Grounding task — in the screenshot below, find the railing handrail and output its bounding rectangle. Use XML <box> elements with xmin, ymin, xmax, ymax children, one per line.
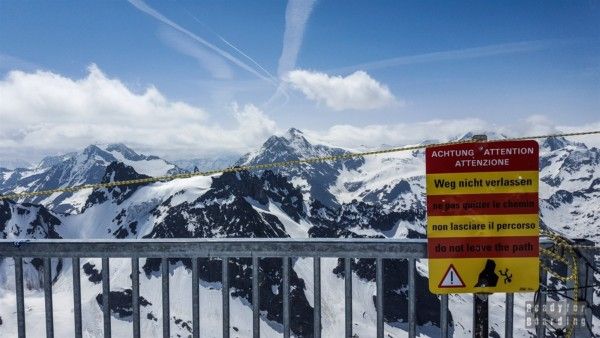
<box><xmin>0</xmin><ymin>237</ymin><xmax>427</xmax><ymax>244</ymax></box>
<box><xmin>0</xmin><ymin>237</ymin><xmax>556</xmax><ymax>258</ymax></box>
<box><xmin>0</xmin><ymin>237</ymin><xmax>429</xmax><ymax>258</ymax></box>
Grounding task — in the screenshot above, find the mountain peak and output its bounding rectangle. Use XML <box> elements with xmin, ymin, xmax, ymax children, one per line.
<box><xmin>105</xmin><ymin>142</ymin><xmax>131</xmax><ymax>152</ymax></box>
<box><xmin>37</xmin><ymin>153</ymin><xmax>76</xmax><ymax>169</ymax></box>
<box><xmin>540</xmin><ymin>136</ymin><xmax>587</xmax><ymax>151</ymax></box>
<box><xmin>454</xmin><ymin>131</ymin><xmax>507</xmax><ymax>142</ymax></box>
<box><xmin>82</xmin><ymin>144</ymin><xmax>105</xmax><ymax>155</ymax></box>
<box><xmin>273</xmin><ymin>128</ymin><xmax>310</xmax><ymax>147</ymax></box>
<box><xmin>542</xmin><ymin>136</ymin><xmax>569</xmax><ymax>151</ymax></box>
<box><xmin>104</xmin><ymin>143</ymin><xmax>145</xmax><ymax>161</ymax></box>
<box><xmin>285</xmin><ymin>127</ymin><xmax>304</xmax><ymax>138</ymax></box>
<box><xmin>238</xmin><ymin>128</ymin><xmax>355</xmax><ymax>167</ymax></box>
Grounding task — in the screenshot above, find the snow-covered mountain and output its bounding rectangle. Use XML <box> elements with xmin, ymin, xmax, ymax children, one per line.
<box><xmin>238</xmin><ymin>128</ymin><xmax>365</xmax><ymax>209</ymax></box>
<box><xmin>0</xmin><ymin>129</ymin><xmax>598</xmax><ymax>337</ymax></box>
<box><xmin>539</xmin><ymin>137</ymin><xmax>600</xmax><ymax>240</ymax></box>
<box><xmin>0</xmin><ymin>144</ymin><xmax>184</xmax><ymax>213</ymax></box>
<box><xmin>0</xmin><ymin>199</ymin><xmax>62</xmax><ymax>240</ymax></box>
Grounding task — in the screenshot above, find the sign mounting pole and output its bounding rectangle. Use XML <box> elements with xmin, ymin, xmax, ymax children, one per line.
<box><xmin>472</xmin><ymin>135</ymin><xmax>488</xmax><ymax>338</ymax></box>
<box><xmin>473</xmin><ymin>293</ymin><xmax>489</xmax><ymax>338</ymax></box>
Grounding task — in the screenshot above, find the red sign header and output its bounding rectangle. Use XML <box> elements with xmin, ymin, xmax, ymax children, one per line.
<box><xmin>426</xmin><ymin>140</ymin><xmax>539</xmax><ymax>174</ymax></box>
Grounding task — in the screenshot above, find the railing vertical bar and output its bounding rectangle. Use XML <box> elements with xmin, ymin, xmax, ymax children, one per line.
<box><xmin>376</xmin><ymin>258</ymin><xmax>384</xmax><ymax>338</ymax></box>
<box><xmin>132</xmin><ymin>258</ymin><xmax>140</xmax><ymax>338</ymax></box>
<box><xmin>536</xmin><ymin>268</ymin><xmax>547</xmax><ymax>338</ymax></box>
<box><xmin>408</xmin><ymin>258</ymin><xmax>416</xmax><ymax>338</ymax></box>
<box><xmin>505</xmin><ymin>293</ymin><xmax>513</xmax><ymax>338</ymax></box>
<box><xmin>574</xmin><ymin>238</ymin><xmax>594</xmax><ymax>338</ymax></box>
<box><xmin>102</xmin><ymin>257</ymin><xmax>111</xmax><ymax>338</ymax></box>
<box><xmin>252</xmin><ymin>255</ymin><xmax>260</xmax><ymax>338</ymax></box>
<box><xmin>473</xmin><ymin>294</ymin><xmax>489</xmax><ymax>338</ymax></box>
<box><xmin>222</xmin><ymin>258</ymin><xmax>230</xmax><ymax>338</ymax></box>
<box><xmin>344</xmin><ymin>258</ymin><xmax>352</xmax><ymax>338</ymax></box>
<box><xmin>192</xmin><ymin>258</ymin><xmax>200</xmax><ymax>338</ymax></box>
<box><xmin>313</xmin><ymin>257</ymin><xmax>321</xmax><ymax>338</ymax></box>
<box><xmin>15</xmin><ymin>257</ymin><xmax>25</xmax><ymax>338</ymax></box>
<box><xmin>162</xmin><ymin>258</ymin><xmax>170</xmax><ymax>338</ymax></box>
<box><xmin>72</xmin><ymin>257</ymin><xmax>82</xmax><ymax>338</ymax></box>
<box><xmin>44</xmin><ymin>257</ymin><xmax>54</xmax><ymax>338</ymax></box>
<box><xmin>440</xmin><ymin>294</ymin><xmax>448</xmax><ymax>338</ymax></box>
<box><xmin>283</xmin><ymin>256</ymin><xmax>290</xmax><ymax>338</ymax></box>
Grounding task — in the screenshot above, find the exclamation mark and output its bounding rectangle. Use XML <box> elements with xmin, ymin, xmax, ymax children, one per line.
<box><xmin>450</xmin><ymin>271</ymin><xmax>454</xmax><ymax>283</ymax></box>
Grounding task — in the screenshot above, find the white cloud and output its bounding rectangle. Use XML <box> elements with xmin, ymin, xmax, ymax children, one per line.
<box><xmin>305</xmin><ymin>118</ymin><xmax>490</xmax><ymax>148</ymax></box>
<box><xmin>278</xmin><ymin>0</ymin><xmax>316</xmax><ymax>77</ymax></box>
<box><xmin>0</xmin><ymin>66</ymin><xmax>278</xmax><ymax>162</ymax></box>
<box><xmin>304</xmin><ymin>116</ymin><xmax>600</xmax><ymax>149</ymax></box>
<box><xmin>285</xmin><ymin>70</ymin><xmax>398</xmax><ymax>110</ymax></box>
<box><xmin>232</xmin><ymin>102</ymin><xmax>277</xmax><ymax>140</ymax></box>
<box><xmin>1</xmin><ymin>66</ymin><xmax>597</xmax><ymax>166</ymax></box>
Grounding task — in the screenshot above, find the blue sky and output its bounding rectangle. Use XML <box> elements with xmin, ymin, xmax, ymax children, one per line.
<box><xmin>0</xmin><ymin>0</ymin><xmax>599</xmax><ymax>162</ymax></box>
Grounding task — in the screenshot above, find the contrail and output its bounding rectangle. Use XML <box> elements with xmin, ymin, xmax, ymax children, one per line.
<box><xmin>0</xmin><ymin>52</ymin><xmax>39</xmax><ymax>71</ymax></box>
<box><xmin>178</xmin><ymin>4</ymin><xmax>279</xmax><ymax>83</ymax></box>
<box><xmin>267</xmin><ymin>0</ymin><xmax>317</xmax><ymax>108</ymax></box>
<box><xmin>178</xmin><ymin>4</ymin><xmax>290</xmax><ymax>107</ymax></box>
<box><xmin>218</xmin><ymin>36</ymin><xmax>278</xmax><ymax>83</ymax></box>
<box><xmin>263</xmin><ymin>82</ymin><xmax>291</xmax><ymax>110</ymax></box>
<box><xmin>214</xmin><ymin>33</ymin><xmax>291</xmax><ymax>107</ymax></box>
<box><xmin>277</xmin><ymin>0</ymin><xmax>317</xmax><ymax>77</ymax></box>
<box><xmin>330</xmin><ymin>39</ymin><xmax>578</xmax><ymax>74</ymax></box>
<box><xmin>128</xmin><ymin>0</ymin><xmax>277</xmax><ymax>86</ymax></box>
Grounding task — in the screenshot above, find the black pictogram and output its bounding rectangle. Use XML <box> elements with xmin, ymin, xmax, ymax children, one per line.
<box><xmin>474</xmin><ymin>259</ymin><xmax>499</xmax><ymax>287</ymax></box>
<box><xmin>499</xmin><ymin>268</ymin><xmax>512</xmax><ymax>284</ymax></box>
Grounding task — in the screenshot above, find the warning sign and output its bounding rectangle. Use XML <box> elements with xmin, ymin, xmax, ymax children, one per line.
<box><xmin>426</xmin><ymin>140</ymin><xmax>539</xmax><ymax>294</ymax></box>
<box><xmin>438</xmin><ymin>264</ymin><xmax>466</xmax><ymax>288</ymax></box>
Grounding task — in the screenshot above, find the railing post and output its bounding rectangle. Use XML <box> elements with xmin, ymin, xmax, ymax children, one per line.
<box><xmin>283</xmin><ymin>256</ymin><xmax>291</xmax><ymax>338</ymax></box>
<box><xmin>376</xmin><ymin>258</ymin><xmax>384</xmax><ymax>338</ymax></box>
<box><xmin>102</xmin><ymin>257</ymin><xmax>111</xmax><ymax>338</ymax></box>
<box><xmin>161</xmin><ymin>258</ymin><xmax>170</xmax><ymax>338</ymax></box>
<box><xmin>505</xmin><ymin>293</ymin><xmax>513</xmax><ymax>338</ymax></box>
<box><xmin>192</xmin><ymin>257</ymin><xmax>200</xmax><ymax>338</ymax></box>
<box><xmin>72</xmin><ymin>257</ymin><xmax>82</xmax><ymax>338</ymax></box>
<box><xmin>344</xmin><ymin>258</ymin><xmax>353</xmax><ymax>338</ymax></box>
<box><xmin>473</xmin><ymin>294</ymin><xmax>489</xmax><ymax>338</ymax></box>
<box><xmin>313</xmin><ymin>257</ymin><xmax>321</xmax><ymax>338</ymax></box>
<box><xmin>536</xmin><ymin>267</ymin><xmax>547</xmax><ymax>337</ymax></box>
<box><xmin>408</xmin><ymin>258</ymin><xmax>416</xmax><ymax>338</ymax></box>
<box><xmin>252</xmin><ymin>254</ymin><xmax>260</xmax><ymax>338</ymax></box>
<box><xmin>44</xmin><ymin>258</ymin><xmax>54</xmax><ymax>338</ymax></box>
<box><xmin>222</xmin><ymin>258</ymin><xmax>230</xmax><ymax>338</ymax></box>
<box><xmin>15</xmin><ymin>257</ymin><xmax>25</xmax><ymax>338</ymax></box>
<box><xmin>132</xmin><ymin>257</ymin><xmax>140</xmax><ymax>338</ymax></box>
<box><xmin>572</xmin><ymin>239</ymin><xmax>594</xmax><ymax>338</ymax></box>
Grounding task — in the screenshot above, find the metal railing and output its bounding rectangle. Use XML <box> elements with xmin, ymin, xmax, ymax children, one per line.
<box><xmin>0</xmin><ymin>237</ymin><xmax>594</xmax><ymax>338</ymax></box>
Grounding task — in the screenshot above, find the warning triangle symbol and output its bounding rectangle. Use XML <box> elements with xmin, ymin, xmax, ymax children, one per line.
<box><xmin>438</xmin><ymin>264</ymin><xmax>466</xmax><ymax>288</ymax></box>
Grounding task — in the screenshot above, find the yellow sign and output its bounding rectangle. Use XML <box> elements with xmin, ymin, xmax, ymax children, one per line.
<box><xmin>426</xmin><ymin>140</ymin><xmax>539</xmax><ymax>294</ymax></box>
